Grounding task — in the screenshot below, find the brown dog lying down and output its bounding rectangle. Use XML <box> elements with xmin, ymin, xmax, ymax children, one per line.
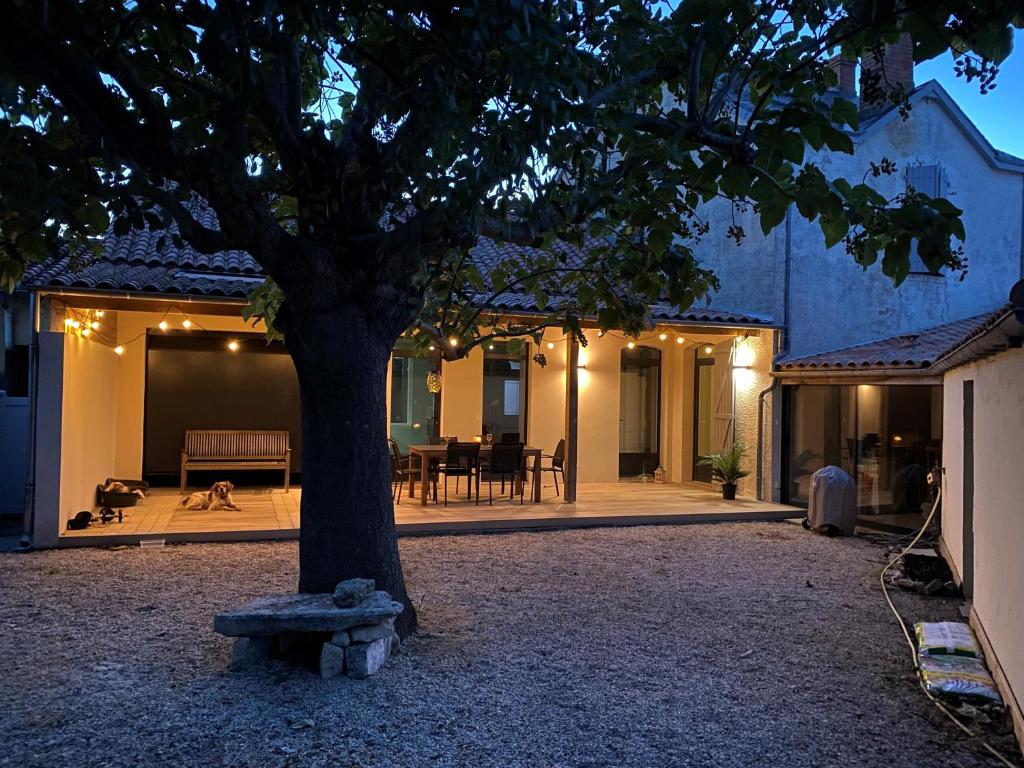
<box><xmin>181</xmin><ymin>481</ymin><xmax>241</xmax><ymax>511</ymax></box>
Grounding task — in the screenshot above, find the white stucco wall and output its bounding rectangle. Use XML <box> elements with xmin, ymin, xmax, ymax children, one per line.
<box><xmin>58</xmin><ymin>334</ymin><xmax>119</xmax><ymax>528</ymax></box>
<box><xmin>941</xmin><ymin>349</ymin><xmax>1024</xmax><ymax>720</ymax></box>
<box><xmin>700</xmin><ymin>86</ymin><xmax>1024</xmax><ymax>359</ymax></box>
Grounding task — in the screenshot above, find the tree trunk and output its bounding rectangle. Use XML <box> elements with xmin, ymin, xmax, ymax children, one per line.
<box><xmin>285</xmin><ymin>304</ymin><xmax>417</xmax><ymax>636</ymax></box>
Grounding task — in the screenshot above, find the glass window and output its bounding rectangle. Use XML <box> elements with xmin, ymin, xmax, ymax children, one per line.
<box><xmin>784</xmin><ymin>384</ymin><xmax>942</xmax><ymax>523</ymax></box>
<box><xmin>389</xmin><ymin>342</ymin><xmax>439</xmax><ymax>452</ymax></box>
<box><xmin>483</xmin><ymin>342</ymin><xmax>527</xmax><ymax>442</ymax></box>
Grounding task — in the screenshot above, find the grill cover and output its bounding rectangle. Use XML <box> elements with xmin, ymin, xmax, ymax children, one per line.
<box><xmin>807</xmin><ymin>465</ymin><xmax>857</xmax><ymax>535</ymax></box>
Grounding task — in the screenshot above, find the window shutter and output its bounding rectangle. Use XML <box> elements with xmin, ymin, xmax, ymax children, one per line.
<box><xmin>906</xmin><ymin>164</ymin><xmax>945</xmax><ymax>198</ymax></box>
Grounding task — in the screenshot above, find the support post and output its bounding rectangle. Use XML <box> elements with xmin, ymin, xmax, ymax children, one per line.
<box><xmin>564</xmin><ymin>335</ymin><xmax>579</xmax><ymax>502</ymax></box>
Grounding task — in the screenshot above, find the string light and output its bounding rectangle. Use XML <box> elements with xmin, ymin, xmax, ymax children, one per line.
<box><xmin>448</xmin><ymin>337</ymin><xmax>458</xmax><ymax>347</ymax></box>
<box><xmin>704</xmin><ymin>345</ymin><xmax>713</xmax><ymax>354</ymax></box>
<box><xmin>64</xmin><ymin>317</ymin><xmax>74</xmax><ymax>327</ymax></box>
<box><xmin>96</xmin><ymin>310</ymin><xmax>104</xmax><ymax>318</ymax></box>
<box><xmin>158</xmin><ymin>320</ymin><xmax>169</xmax><ymax>331</ymax></box>
<box><xmin>71</xmin><ymin>319</ymin><xmax>81</xmax><ymax>329</ymax></box>
<box><xmin>676</xmin><ymin>337</ymin><xmax>685</xmax><ymax>345</ymax></box>
<box><xmin>114</xmin><ymin>345</ymin><xmax>124</xmax><ymax>355</ymax></box>
<box><xmin>182</xmin><ymin>319</ymin><xmax>193</xmax><ymax>329</ymax></box>
<box><xmin>658</xmin><ymin>333</ymin><xmax>667</xmax><ymax>341</ymax></box>
<box><xmin>227</xmin><ymin>340</ymin><xmax>240</xmax><ymax>352</ymax></box>
<box><xmin>546</xmin><ymin>341</ymin><xmax>555</xmax><ymax>350</ymax></box>
<box><xmin>81</xmin><ymin>328</ymin><xmax>91</xmax><ymax>337</ymax></box>
<box><xmin>627</xmin><ymin>341</ymin><xmax>636</xmax><ymax>349</ymax></box>
<box><xmin>428</xmin><ymin>344</ymin><xmax>435</xmax><ymax>351</ymax></box>
<box><xmin>90</xmin><ymin>321</ymin><xmax>100</xmax><ymax>330</ymax></box>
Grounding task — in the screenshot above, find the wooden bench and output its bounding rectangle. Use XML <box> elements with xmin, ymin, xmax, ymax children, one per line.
<box><xmin>180</xmin><ymin>429</ymin><xmax>291</xmax><ymax>492</ymax></box>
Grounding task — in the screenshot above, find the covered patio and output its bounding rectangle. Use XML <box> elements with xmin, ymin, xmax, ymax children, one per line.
<box><xmin>58</xmin><ymin>481</ymin><xmax>799</xmax><ymax>545</ymax></box>
<box><xmin>23</xmin><ymin>281</ymin><xmax>788</xmax><ymax>547</ymax></box>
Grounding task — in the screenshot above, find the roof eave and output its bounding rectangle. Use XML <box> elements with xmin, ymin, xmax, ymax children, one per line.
<box><xmin>928</xmin><ymin>309</ymin><xmax>1024</xmax><ymax>374</ymax></box>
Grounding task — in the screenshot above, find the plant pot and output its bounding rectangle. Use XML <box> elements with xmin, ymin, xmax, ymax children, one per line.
<box><xmin>721</xmin><ymin>483</ymin><xmax>737</xmax><ymax>500</ymax></box>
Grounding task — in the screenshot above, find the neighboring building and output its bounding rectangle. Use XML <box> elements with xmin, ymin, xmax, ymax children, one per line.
<box><xmin>698</xmin><ymin>38</ymin><xmax>1024</xmax><ymax>514</ymax></box>
<box><xmin>929</xmin><ymin>293</ymin><xmax>1024</xmax><ymax>751</ymax></box>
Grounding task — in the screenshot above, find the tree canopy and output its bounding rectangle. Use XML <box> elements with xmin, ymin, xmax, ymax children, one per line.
<box><xmin>2</xmin><ymin>1</ymin><xmax>1020</xmax><ymax>358</ymax></box>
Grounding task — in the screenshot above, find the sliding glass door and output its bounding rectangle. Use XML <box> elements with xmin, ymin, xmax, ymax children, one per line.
<box><xmin>482</xmin><ymin>342</ymin><xmax>528</xmax><ymax>442</ymax></box>
<box><xmin>619</xmin><ymin>346</ymin><xmax>661</xmax><ymax>477</ymax></box>
<box><xmin>389</xmin><ymin>342</ymin><xmax>440</xmax><ymax>452</ymax></box>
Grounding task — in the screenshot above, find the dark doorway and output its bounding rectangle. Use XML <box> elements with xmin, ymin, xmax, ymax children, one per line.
<box><xmin>962</xmin><ymin>380</ymin><xmax>974</xmax><ymax>597</ymax></box>
<box><xmin>619</xmin><ymin>346</ymin><xmax>661</xmax><ymax>477</ymax></box>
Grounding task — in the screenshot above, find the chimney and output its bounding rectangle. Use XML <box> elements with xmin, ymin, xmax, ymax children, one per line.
<box><xmin>859</xmin><ymin>33</ymin><xmax>914</xmax><ymax>106</ymax></box>
<box><xmin>826</xmin><ymin>55</ymin><xmax>857</xmax><ymax>96</ymax></box>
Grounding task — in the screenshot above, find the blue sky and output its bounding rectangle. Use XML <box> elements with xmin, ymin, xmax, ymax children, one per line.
<box><xmin>916</xmin><ymin>29</ymin><xmax>1024</xmax><ymax>157</ymax></box>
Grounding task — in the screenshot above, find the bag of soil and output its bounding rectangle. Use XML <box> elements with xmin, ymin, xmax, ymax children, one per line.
<box><xmin>918</xmin><ymin>655</ymin><xmax>1003</xmax><ymax>703</ymax></box>
<box><xmin>914</xmin><ymin>621</ymin><xmax>983</xmax><ymax>659</ymax></box>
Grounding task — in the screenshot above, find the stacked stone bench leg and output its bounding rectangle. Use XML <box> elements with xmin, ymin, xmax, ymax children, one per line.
<box><xmin>214</xmin><ymin>579</ymin><xmax>403</xmax><ymax>679</ymax></box>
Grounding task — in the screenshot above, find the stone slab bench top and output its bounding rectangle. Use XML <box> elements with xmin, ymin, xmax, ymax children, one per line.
<box><xmin>214</xmin><ymin>591</ymin><xmax>403</xmax><ymax>637</ymax></box>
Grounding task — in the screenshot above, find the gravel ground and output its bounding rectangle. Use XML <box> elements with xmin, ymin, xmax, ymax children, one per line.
<box><xmin>0</xmin><ymin>522</ymin><xmax>1016</xmax><ymax>768</ymax></box>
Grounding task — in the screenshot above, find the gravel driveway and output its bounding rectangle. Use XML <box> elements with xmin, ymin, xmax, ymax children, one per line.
<box><xmin>0</xmin><ymin>523</ymin><xmax>1012</xmax><ymax>767</ymax></box>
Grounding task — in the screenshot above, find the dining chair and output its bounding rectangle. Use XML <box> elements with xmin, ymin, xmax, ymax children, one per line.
<box><xmin>438</xmin><ymin>442</ymin><xmax>480</xmax><ymax>505</ymax></box>
<box><xmin>389</xmin><ymin>439</ymin><xmax>435</xmax><ymax>503</ymax></box>
<box><xmin>500</xmin><ymin>432</ymin><xmax>521</xmax><ymax>444</ymax></box>
<box><xmin>481</xmin><ymin>443</ymin><xmax>525</xmax><ymax>505</ymax></box>
<box><xmin>538</xmin><ymin>438</ymin><xmax>566</xmax><ymax>497</ymax></box>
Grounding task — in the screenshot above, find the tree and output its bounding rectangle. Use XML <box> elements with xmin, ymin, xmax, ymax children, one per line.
<box><xmin>0</xmin><ymin>1</ymin><xmax>1018</xmax><ymax>633</ymax></box>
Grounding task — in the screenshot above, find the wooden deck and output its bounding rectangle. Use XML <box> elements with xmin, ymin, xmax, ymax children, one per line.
<box><xmin>58</xmin><ymin>481</ymin><xmax>801</xmax><ymax>546</ymax></box>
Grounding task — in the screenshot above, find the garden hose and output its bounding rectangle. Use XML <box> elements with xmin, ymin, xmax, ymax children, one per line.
<box><xmin>879</xmin><ymin>488</ymin><xmax>1019</xmax><ymax>768</ymax></box>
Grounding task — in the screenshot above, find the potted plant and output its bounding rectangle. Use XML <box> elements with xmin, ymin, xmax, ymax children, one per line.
<box><xmin>698</xmin><ymin>443</ymin><xmax>750</xmax><ymax>500</ymax></box>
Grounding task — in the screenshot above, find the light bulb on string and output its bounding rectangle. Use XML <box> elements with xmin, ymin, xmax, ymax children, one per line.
<box><xmin>227</xmin><ymin>340</ymin><xmax>240</xmax><ymax>352</ymax></box>
<box><xmin>96</xmin><ymin>310</ymin><xmax>105</xmax><ymax>318</ymax></box>
<box><xmin>90</xmin><ymin>321</ymin><xmax>100</xmax><ymax>330</ymax></box>
<box><xmin>627</xmin><ymin>341</ymin><xmax>636</xmax><ymax>349</ymax></box>
<box><xmin>158</xmin><ymin>320</ymin><xmax>169</xmax><ymax>331</ymax></box>
<box><xmin>676</xmin><ymin>337</ymin><xmax>685</xmax><ymax>345</ymax></box>
<box><xmin>64</xmin><ymin>317</ymin><xmax>74</xmax><ymax>327</ymax></box>
<box><xmin>704</xmin><ymin>345</ymin><xmax>713</xmax><ymax>354</ymax></box>
<box><xmin>81</xmin><ymin>328</ymin><xmax>91</xmax><ymax>338</ymax></box>
<box><xmin>546</xmin><ymin>342</ymin><xmax>555</xmax><ymax>350</ymax></box>
<box><xmin>182</xmin><ymin>319</ymin><xmax>193</xmax><ymax>329</ymax></box>
<box><xmin>114</xmin><ymin>346</ymin><xmax>124</xmax><ymax>355</ymax></box>
<box><xmin>448</xmin><ymin>337</ymin><xmax>458</xmax><ymax>348</ymax></box>
<box><xmin>658</xmin><ymin>333</ymin><xmax>667</xmax><ymax>341</ymax></box>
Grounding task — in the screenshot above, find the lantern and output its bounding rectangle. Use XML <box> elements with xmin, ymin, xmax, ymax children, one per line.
<box><xmin>426</xmin><ymin>370</ymin><xmax>442</xmax><ymax>394</ymax></box>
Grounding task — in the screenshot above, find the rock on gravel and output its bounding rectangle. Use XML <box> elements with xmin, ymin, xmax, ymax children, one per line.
<box><xmin>0</xmin><ymin>522</ymin><xmax>1013</xmax><ymax>768</ymax></box>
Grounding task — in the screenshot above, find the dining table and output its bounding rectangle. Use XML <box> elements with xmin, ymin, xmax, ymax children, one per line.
<box><xmin>406</xmin><ymin>444</ymin><xmax>544</xmax><ymax>505</ymax></box>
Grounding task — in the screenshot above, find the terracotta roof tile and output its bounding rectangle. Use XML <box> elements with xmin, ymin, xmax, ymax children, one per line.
<box><xmin>775</xmin><ymin>311</ymin><xmax>1002</xmax><ymax>371</ymax></box>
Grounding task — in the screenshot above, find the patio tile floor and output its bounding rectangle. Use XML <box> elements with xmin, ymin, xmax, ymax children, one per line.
<box><xmin>59</xmin><ymin>481</ymin><xmax>801</xmax><ymax>544</ymax></box>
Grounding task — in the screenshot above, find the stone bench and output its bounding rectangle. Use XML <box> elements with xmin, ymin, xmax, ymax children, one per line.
<box><xmin>214</xmin><ymin>579</ymin><xmax>403</xmax><ymax>679</ymax></box>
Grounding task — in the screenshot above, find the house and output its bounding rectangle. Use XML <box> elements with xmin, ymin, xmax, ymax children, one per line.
<box><xmin>707</xmin><ymin>38</ymin><xmax>1024</xmax><ymax>520</ymax></box>
<box><xmin>2</xmin><ymin>37</ymin><xmax>1022</xmax><ymax>545</ymax></box>
<box><xmin>0</xmin><ymin>221</ymin><xmax>788</xmax><ymax>547</ymax></box>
